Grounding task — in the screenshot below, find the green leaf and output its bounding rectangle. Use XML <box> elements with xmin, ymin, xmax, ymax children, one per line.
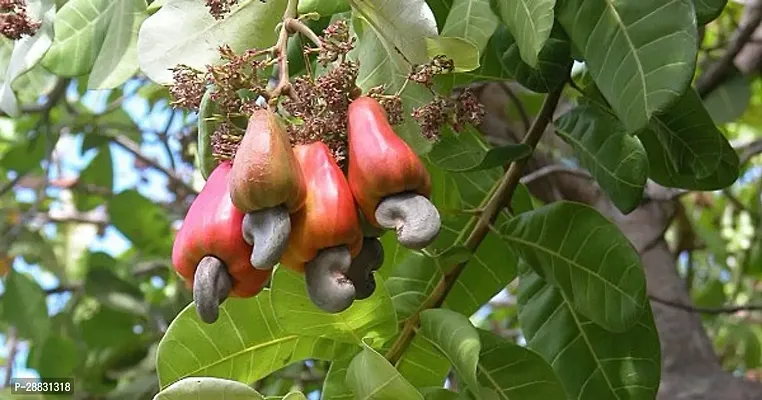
<box><xmin>0</xmin><ymin>0</ymin><xmax>55</xmax><ymax>117</ymax></box>
<box><xmin>84</xmin><ymin>259</ymin><xmax>148</xmax><ymax>316</ymax></box>
<box><xmin>0</xmin><ymin>133</ymin><xmax>47</xmax><ymax>173</ymax></box>
<box><xmin>428</xmin><ymin>128</ymin><xmax>531</xmax><ymax>171</ymax></box>
<box><xmin>196</xmin><ymin>87</ymin><xmax>219</xmax><ymax>180</ymax></box>
<box><xmin>425</xmin><ymin>37</ymin><xmax>481</xmax><ymax>72</ymax></box>
<box><xmin>321</xmin><ymin>356</ymin><xmax>355</xmax><ymax>399</ymax></box>
<box><xmin>421</xmin><ymin>388</ymin><xmax>466</xmax><ymax>400</ymax></box>
<box><xmin>694</xmin><ymin>0</ymin><xmax>727</xmax><ymax>25</ymax></box>
<box><xmin>79</xmin><ymin>306</ymin><xmax>140</xmax><ymax>349</ymax></box>
<box><xmin>498</xmin><ymin>23</ymin><xmax>572</xmax><ymax>93</ymax></box>
<box><xmin>427</xmin><ymin>0</ymin><xmax>453</xmax><ymax>31</ymax></box>
<box><xmin>476</xmin><ymin>329</ymin><xmax>566</xmax><ymax>399</ymax></box>
<box><xmin>702</xmin><ymin>69</ymin><xmax>751</xmax><ymax>124</ymax></box>
<box><xmin>554</xmin><ymin>104</ymin><xmax>648</xmax><ymax>214</ymax></box>
<box><xmin>28</xmin><ymin>334</ymin><xmax>78</xmax><ymax>378</ymax></box>
<box><xmin>349</xmin><ymin>12</ymin><xmax>434</xmax><ymax>154</ymax></box>
<box><xmin>440</xmin><ymin>0</ymin><xmax>498</xmax><ymax>55</ymax></box>
<box><xmin>2</xmin><ymin>271</ymin><xmax>50</xmax><ymax>342</ymax></box>
<box><xmin>348</xmin><ymin>0</ymin><xmax>437</xmax><ymax>65</ymax></box>
<box><xmin>555</xmin><ymin>0</ymin><xmax>698</xmax><ymax>133</ymax></box>
<box><xmin>638</xmin><ymin>88</ymin><xmax>740</xmax><ymax>190</ymax></box>
<box><xmin>490</xmin><ymin>0</ymin><xmax>555</xmax><ymax>68</ymax></box>
<box><xmin>345</xmin><ymin>340</ymin><xmax>424</xmax><ymax>400</ymax></box>
<box><xmin>396</xmin><ymin>335</ymin><xmax>451</xmax><ymax>388</ymax></box>
<box><xmin>419</xmin><ymin>309</ymin><xmax>485</xmax><ymax>398</ymax></box>
<box><xmin>156</xmin><ymin>290</ymin><xmax>356</xmax><ymax>389</ymax></box>
<box><xmin>154</xmin><ymin>377</ymin><xmax>265</xmax><ymax>399</ymax></box>
<box><xmin>518</xmin><ymin>269</ymin><xmax>661</xmax><ymax>399</ymax></box>
<box><xmin>41</xmin><ymin>0</ymin><xmax>148</xmax><ymax>89</ymax></box>
<box><xmin>74</xmin><ymin>146</ymin><xmax>114</xmax><ymax>212</ymax></box>
<box><xmin>297</xmin><ymin>0</ymin><xmax>350</xmax><ymax>16</ymax></box>
<box><xmin>269</xmin><ymin>266</ymin><xmax>398</xmax><ymax>346</ymax></box>
<box><xmin>138</xmin><ymin>0</ymin><xmax>286</xmax><ymax>84</ymax></box>
<box><xmin>108</xmin><ymin>190</ymin><xmax>174</xmax><ymax>257</ymax></box>
<box><xmin>498</xmin><ymin>201</ymin><xmax>647</xmax><ymax>332</ymax></box>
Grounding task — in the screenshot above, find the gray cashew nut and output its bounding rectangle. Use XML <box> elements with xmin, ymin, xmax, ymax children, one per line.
<box><xmin>242</xmin><ymin>205</ymin><xmax>291</xmax><ymax>270</ymax></box>
<box><xmin>375</xmin><ymin>192</ymin><xmax>441</xmax><ymax>249</ymax></box>
<box><xmin>346</xmin><ymin>237</ymin><xmax>384</xmax><ymax>300</ymax></box>
<box><xmin>304</xmin><ymin>246</ymin><xmax>356</xmax><ymax>313</ymax></box>
<box><xmin>193</xmin><ymin>256</ymin><xmax>233</xmax><ymax>324</ymax></box>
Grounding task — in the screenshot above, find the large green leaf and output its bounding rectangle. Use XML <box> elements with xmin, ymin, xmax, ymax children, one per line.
<box><xmin>395</xmin><ymin>335</ymin><xmax>451</xmax><ymax>388</ymax></box>
<box><xmin>702</xmin><ymin>69</ymin><xmax>751</xmax><ymax>125</ymax></box>
<box><xmin>554</xmin><ymin>104</ymin><xmax>648</xmax><ymax>214</ymax></box>
<box><xmin>0</xmin><ymin>0</ymin><xmax>55</xmax><ymax>117</ymax></box>
<box><xmin>490</xmin><ymin>0</ymin><xmax>555</xmax><ymax>68</ymax></box>
<box><xmin>427</xmin><ymin>0</ymin><xmax>453</xmax><ymax>31</ymax></box>
<box><xmin>638</xmin><ymin>88</ymin><xmax>740</xmax><ymax>190</ymax></box>
<box><xmin>321</xmin><ymin>356</ymin><xmax>355</xmax><ymax>399</ymax></box>
<box><xmin>347</xmin><ymin>0</ymin><xmax>438</xmax><ymax>65</ymax></box>
<box><xmin>0</xmin><ymin>133</ymin><xmax>47</xmax><ymax>173</ymax></box>
<box><xmin>498</xmin><ymin>201</ymin><xmax>647</xmax><ymax>332</ymax></box>
<box><xmin>476</xmin><ymin>329</ymin><xmax>566</xmax><ymax>399</ymax></box>
<box><xmin>137</xmin><ymin>0</ymin><xmax>285</xmax><ymax>84</ymax></box>
<box><xmin>1</xmin><ymin>271</ymin><xmax>50</xmax><ymax>343</ymax></box>
<box><xmin>440</xmin><ymin>0</ymin><xmax>499</xmax><ymax>55</ymax></box>
<box><xmin>693</xmin><ymin>0</ymin><xmax>727</xmax><ymax>24</ymax></box>
<box><xmin>41</xmin><ymin>0</ymin><xmax>148</xmax><ymax>89</ymax></box>
<box><xmin>555</xmin><ymin>0</ymin><xmax>698</xmax><ymax>133</ymax></box>
<box><xmin>348</xmin><ymin>13</ymin><xmax>434</xmax><ymax>154</ymax></box>
<box><xmin>419</xmin><ymin>309</ymin><xmax>483</xmax><ymax>397</ymax></box>
<box><xmin>345</xmin><ymin>340</ymin><xmax>424</xmax><ymax>400</ymax></box>
<box><xmin>156</xmin><ymin>290</ymin><xmax>356</xmax><ymax>389</ymax></box>
<box><xmin>108</xmin><ymin>190</ymin><xmax>174</xmax><ymax>257</ymax></box>
<box><xmin>269</xmin><ymin>267</ymin><xmax>398</xmax><ymax>346</ymax></box>
<box><xmin>154</xmin><ymin>377</ymin><xmax>265</xmax><ymax>399</ymax></box>
<box><xmin>518</xmin><ymin>269</ymin><xmax>660</xmax><ymax>399</ymax></box>
<box><xmin>28</xmin><ymin>333</ymin><xmax>79</xmax><ymax>378</ymax></box>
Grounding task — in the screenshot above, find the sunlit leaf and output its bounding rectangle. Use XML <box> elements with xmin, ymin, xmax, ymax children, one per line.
<box><xmin>154</xmin><ymin>377</ymin><xmax>265</xmax><ymax>399</ymax></box>
<box><xmin>345</xmin><ymin>340</ymin><xmax>424</xmax><ymax>399</ymax></box>
<box><xmin>138</xmin><ymin>0</ymin><xmax>285</xmax><ymax>84</ymax></box>
<box><xmin>490</xmin><ymin>0</ymin><xmax>556</xmax><ymax>68</ymax></box>
<box><xmin>2</xmin><ymin>270</ymin><xmax>50</xmax><ymax>342</ymax></box>
<box><xmin>270</xmin><ymin>267</ymin><xmax>398</xmax><ymax>346</ymax></box>
<box><xmin>156</xmin><ymin>290</ymin><xmax>356</xmax><ymax>389</ymax></box>
<box><xmin>440</xmin><ymin>0</ymin><xmax>498</xmax><ymax>55</ymax></box>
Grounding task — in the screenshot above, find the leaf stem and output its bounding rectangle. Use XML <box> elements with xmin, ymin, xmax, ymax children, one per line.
<box><xmin>384</xmin><ymin>82</ymin><xmax>567</xmax><ymax>365</ymax></box>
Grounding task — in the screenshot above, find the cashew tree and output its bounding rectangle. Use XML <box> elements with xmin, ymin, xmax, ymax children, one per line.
<box><xmin>1</xmin><ymin>0</ymin><xmax>762</xmax><ymax>399</ymax></box>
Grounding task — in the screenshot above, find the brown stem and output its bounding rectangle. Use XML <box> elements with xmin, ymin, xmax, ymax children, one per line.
<box><xmin>267</xmin><ymin>0</ymin><xmax>305</xmax><ymax>103</ymax></box>
<box><xmin>384</xmin><ymin>81</ymin><xmax>567</xmax><ymax>364</ymax></box>
<box><xmin>286</xmin><ymin>18</ymin><xmax>322</xmax><ymax>47</ymax></box>
<box><xmin>3</xmin><ymin>327</ymin><xmax>18</xmax><ymax>387</ymax></box>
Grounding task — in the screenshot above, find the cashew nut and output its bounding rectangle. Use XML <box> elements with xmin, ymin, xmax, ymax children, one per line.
<box><xmin>241</xmin><ymin>205</ymin><xmax>291</xmax><ymax>270</ymax></box>
<box><xmin>304</xmin><ymin>246</ymin><xmax>356</xmax><ymax>313</ymax></box>
<box><xmin>193</xmin><ymin>256</ymin><xmax>233</xmax><ymax>324</ymax></box>
<box><xmin>346</xmin><ymin>237</ymin><xmax>384</xmax><ymax>300</ymax></box>
<box><xmin>375</xmin><ymin>192</ymin><xmax>441</xmax><ymax>249</ymax></box>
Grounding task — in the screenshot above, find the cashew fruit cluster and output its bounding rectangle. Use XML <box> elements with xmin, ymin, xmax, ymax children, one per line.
<box><xmin>171</xmin><ymin>97</ymin><xmax>441</xmax><ymax>321</ymax></box>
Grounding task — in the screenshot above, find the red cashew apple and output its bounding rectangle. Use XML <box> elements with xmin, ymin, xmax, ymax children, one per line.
<box><xmin>279</xmin><ymin>141</ymin><xmax>364</xmax><ymax>313</ymax></box>
<box><xmin>172</xmin><ymin>161</ymin><xmax>269</xmax><ymax>323</ymax></box>
<box><xmin>229</xmin><ymin>109</ymin><xmax>307</xmax><ymax>270</ymax></box>
<box><xmin>347</xmin><ymin>96</ymin><xmax>441</xmax><ymax>249</ymax></box>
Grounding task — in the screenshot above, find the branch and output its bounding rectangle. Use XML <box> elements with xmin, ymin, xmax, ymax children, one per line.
<box><xmin>109</xmin><ymin>134</ymin><xmax>197</xmax><ymax>196</ymax></box>
<box><xmin>0</xmin><ymin>78</ymin><xmax>68</xmax><ymax>117</ymax></box>
<box><xmin>696</xmin><ymin>4</ymin><xmax>762</xmax><ymax>97</ymax></box>
<box><xmin>384</xmin><ymin>80</ymin><xmax>568</xmax><ymax>364</ymax></box>
<box><xmin>520</xmin><ymin>164</ymin><xmax>593</xmax><ymax>185</ymax></box>
<box><xmin>649</xmin><ymin>294</ymin><xmax>762</xmax><ymax>314</ymax></box>
<box><xmin>267</xmin><ymin>0</ymin><xmax>300</xmax><ymax>102</ymax></box>
<box><xmin>3</xmin><ymin>327</ymin><xmax>17</xmax><ymax>387</ymax></box>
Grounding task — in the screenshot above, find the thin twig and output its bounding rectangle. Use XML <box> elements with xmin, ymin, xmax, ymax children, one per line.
<box><xmin>498</xmin><ymin>82</ymin><xmax>531</xmax><ymax>134</ymax></box>
<box><xmin>384</xmin><ymin>79</ymin><xmax>568</xmax><ymax>364</ymax></box>
<box><xmin>649</xmin><ymin>294</ymin><xmax>762</xmax><ymax>314</ymax></box>
<box><xmin>3</xmin><ymin>327</ymin><xmax>18</xmax><ymax>387</ymax></box>
<box><xmin>108</xmin><ymin>134</ymin><xmax>197</xmax><ymax>195</ymax></box>
<box><xmin>696</xmin><ymin>4</ymin><xmax>762</xmax><ymax>96</ymax></box>
<box><xmin>520</xmin><ymin>164</ymin><xmax>593</xmax><ymax>185</ymax></box>
<box><xmin>267</xmin><ymin>0</ymin><xmax>300</xmax><ymax>103</ymax></box>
